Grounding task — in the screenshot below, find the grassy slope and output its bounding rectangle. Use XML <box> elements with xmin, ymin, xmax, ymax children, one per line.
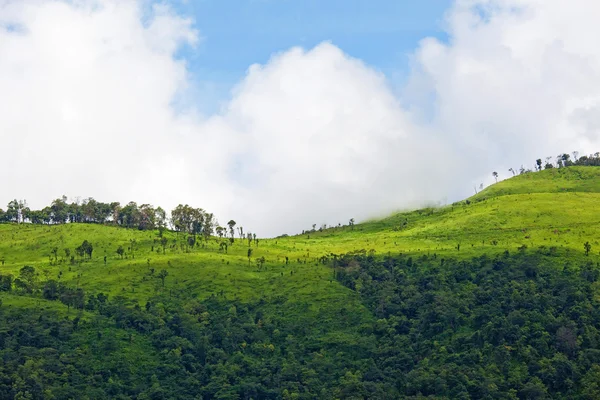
<box><xmin>1</xmin><ymin>166</ymin><xmax>599</xmax><ymax>343</ymax></box>
<box><xmin>295</xmin><ymin>167</ymin><xmax>600</xmax><ymax>261</ymax></box>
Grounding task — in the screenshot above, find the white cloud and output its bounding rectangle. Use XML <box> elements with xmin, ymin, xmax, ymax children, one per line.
<box><xmin>408</xmin><ymin>0</ymin><xmax>600</xmax><ymax>171</ymax></box>
<box><xmin>1</xmin><ymin>0</ymin><xmax>600</xmax><ymax>236</ymax></box>
<box><xmin>0</xmin><ymin>0</ymin><xmax>199</xmax><ymax>212</ymax></box>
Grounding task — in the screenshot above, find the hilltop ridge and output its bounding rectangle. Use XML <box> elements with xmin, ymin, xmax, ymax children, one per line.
<box><xmin>471</xmin><ymin>166</ymin><xmax>600</xmax><ymax>202</ymax></box>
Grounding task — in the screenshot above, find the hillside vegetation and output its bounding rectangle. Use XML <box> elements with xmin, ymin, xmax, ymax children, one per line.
<box><xmin>1</xmin><ymin>166</ymin><xmax>600</xmax><ymax>399</ymax></box>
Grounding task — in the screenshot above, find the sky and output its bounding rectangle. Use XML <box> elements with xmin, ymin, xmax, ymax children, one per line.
<box><xmin>1</xmin><ymin>0</ymin><xmax>600</xmax><ymax>236</ymax></box>
<box><xmin>169</xmin><ymin>0</ymin><xmax>453</xmax><ymax>114</ymax></box>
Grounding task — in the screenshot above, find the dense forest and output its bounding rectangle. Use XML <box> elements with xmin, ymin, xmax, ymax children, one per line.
<box><xmin>1</xmin><ymin>250</ymin><xmax>600</xmax><ymax>398</ymax></box>
<box><xmin>0</xmin><ymin>198</ymin><xmax>199</xmax><ymax>232</ymax></box>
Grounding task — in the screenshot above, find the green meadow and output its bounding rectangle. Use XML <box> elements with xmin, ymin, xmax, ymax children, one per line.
<box><xmin>1</xmin><ymin>167</ymin><xmax>598</xmax><ymax>307</ymax></box>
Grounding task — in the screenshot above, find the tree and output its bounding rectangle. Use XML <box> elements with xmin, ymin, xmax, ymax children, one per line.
<box><xmin>219</xmin><ymin>241</ymin><xmax>228</xmax><ymax>253</ymax></box>
<box><xmin>130</xmin><ymin>239</ymin><xmax>137</xmax><ymax>258</ymax></box>
<box><xmin>536</xmin><ymin>159</ymin><xmax>542</xmax><ymax>171</ymax></box>
<box><xmin>155</xmin><ymin>207</ymin><xmax>167</xmax><ymax>235</ymax></box>
<box><xmin>508</xmin><ymin>168</ymin><xmax>515</xmax><ymax>176</ymax></box>
<box><xmin>202</xmin><ymin>212</ymin><xmax>214</xmax><ymax>243</ymax></box>
<box><xmin>78</xmin><ymin>240</ymin><xmax>93</xmax><ymax>259</ymax></box>
<box><xmin>119</xmin><ymin>201</ymin><xmax>141</xmax><ymax>228</ymax></box>
<box><xmin>584</xmin><ymin>241</ymin><xmax>592</xmax><ymax>256</ymax></box>
<box><xmin>139</xmin><ymin>204</ymin><xmax>156</xmax><ymax>230</ymax></box>
<box><xmin>492</xmin><ymin>171</ymin><xmax>498</xmax><ymax>183</ymax></box>
<box><xmin>0</xmin><ymin>274</ymin><xmax>12</xmax><ymax>291</ymax></box>
<box><xmin>227</xmin><ymin>220</ymin><xmax>236</xmax><ymax>241</ymax></box>
<box><xmin>247</xmin><ymin>248</ymin><xmax>253</xmax><ymax>263</ymax></box>
<box><xmin>349</xmin><ymin>218</ymin><xmax>355</xmax><ymax>230</ymax></box>
<box><xmin>520</xmin><ymin>377</ymin><xmax>548</xmax><ymax>399</ymax></box>
<box><xmin>116</xmin><ymin>245</ymin><xmax>125</xmax><ymax>259</ymax></box>
<box><xmin>43</xmin><ymin>280</ymin><xmax>59</xmax><ymax>300</ymax></box>
<box><xmin>6</xmin><ymin>199</ymin><xmax>28</xmax><ymax>223</ymax></box>
<box><xmin>18</xmin><ymin>265</ymin><xmax>37</xmax><ymax>293</ymax></box>
<box><xmin>187</xmin><ymin>235</ymin><xmax>196</xmax><ymax>251</ymax></box>
<box><xmin>50</xmin><ymin>196</ymin><xmax>69</xmax><ymax>224</ymax></box>
<box><xmin>109</xmin><ymin>201</ymin><xmax>121</xmax><ymax>224</ymax></box>
<box><xmin>75</xmin><ymin>244</ymin><xmax>85</xmax><ymax>260</ymax></box>
<box><xmin>160</xmin><ymin>237</ymin><xmax>168</xmax><ymax>255</ymax></box>
<box><xmin>157</xmin><ymin>269</ymin><xmax>168</xmax><ymax>287</ymax></box>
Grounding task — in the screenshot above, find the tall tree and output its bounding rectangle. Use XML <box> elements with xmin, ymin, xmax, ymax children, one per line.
<box><xmin>227</xmin><ymin>220</ymin><xmax>236</xmax><ymax>241</ymax></box>
<box><xmin>155</xmin><ymin>207</ymin><xmax>167</xmax><ymax>233</ymax></box>
<box><xmin>139</xmin><ymin>204</ymin><xmax>156</xmax><ymax>230</ymax></box>
<box><xmin>50</xmin><ymin>196</ymin><xmax>69</xmax><ymax>224</ymax></box>
<box><xmin>203</xmin><ymin>213</ymin><xmax>214</xmax><ymax>242</ymax></box>
<box><xmin>6</xmin><ymin>199</ymin><xmax>28</xmax><ymax>223</ymax></box>
<box><xmin>109</xmin><ymin>202</ymin><xmax>121</xmax><ymax>224</ymax></box>
<box><xmin>18</xmin><ymin>265</ymin><xmax>37</xmax><ymax>293</ymax></box>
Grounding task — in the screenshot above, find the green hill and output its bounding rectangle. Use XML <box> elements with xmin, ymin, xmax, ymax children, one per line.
<box><xmin>1</xmin><ymin>166</ymin><xmax>600</xmax><ymax>399</ymax></box>
<box><xmin>472</xmin><ymin>166</ymin><xmax>600</xmax><ymax>201</ymax></box>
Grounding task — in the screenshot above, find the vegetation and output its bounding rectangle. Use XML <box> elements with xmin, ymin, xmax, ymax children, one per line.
<box><xmin>1</xmin><ymin>163</ymin><xmax>600</xmax><ymax>398</ymax></box>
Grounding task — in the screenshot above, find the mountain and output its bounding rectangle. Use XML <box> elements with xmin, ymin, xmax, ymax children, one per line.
<box><xmin>1</xmin><ymin>166</ymin><xmax>599</xmax><ymax>399</ymax></box>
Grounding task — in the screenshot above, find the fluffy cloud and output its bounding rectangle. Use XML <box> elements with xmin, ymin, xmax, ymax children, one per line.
<box><xmin>210</xmin><ymin>44</ymin><xmax>457</xmax><ymax>232</ymax></box>
<box><xmin>0</xmin><ymin>0</ymin><xmax>199</xmax><ymax>209</ymax></box>
<box><xmin>1</xmin><ymin>0</ymin><xmax>600</xmax><ymax>236</ymax></box>
<box><xmin>408</xmin><ymin>0</ymin><xmax>600</xmax><ymax>173</ymax></box>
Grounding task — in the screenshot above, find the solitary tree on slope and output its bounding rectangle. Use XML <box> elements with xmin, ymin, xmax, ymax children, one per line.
<box><xmin>584</xmin><ymin>241</ymin><xmax>592</xmax><ymax>256</ymax></box>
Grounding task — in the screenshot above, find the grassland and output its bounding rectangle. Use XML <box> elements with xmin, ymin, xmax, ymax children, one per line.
<box><xmin>1</xmin><ymin>167</ymin><xmax>599</xmax><ymax>307</ymax></box>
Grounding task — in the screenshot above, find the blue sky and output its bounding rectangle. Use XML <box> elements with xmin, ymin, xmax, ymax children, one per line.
<box><xmin>171</xmin><ymin>0</ymin><xmax>453</xmax><ymax>114</ymax></box>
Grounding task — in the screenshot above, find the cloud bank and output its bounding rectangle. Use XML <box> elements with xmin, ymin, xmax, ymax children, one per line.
<box><xmin>1</xmin><ymin>0</ymin><xmax>600</xmax><ymax>236</ymax></box>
